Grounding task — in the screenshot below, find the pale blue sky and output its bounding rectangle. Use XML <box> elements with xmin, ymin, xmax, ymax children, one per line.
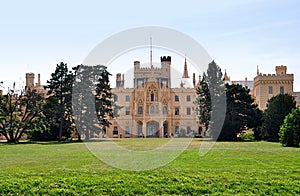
<box><xmin>0</xmin><ymin>0</ymin><xmax>299</xmax><ymax>91</ymax></box>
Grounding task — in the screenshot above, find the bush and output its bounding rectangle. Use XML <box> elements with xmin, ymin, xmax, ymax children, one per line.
<box><xmin>279</xmin><ymin>108</ymin><xmax>300</xmax><ymax>147</ymax></box>
<box><xmin>240</xmin><ymin>131</ymin><xmax>255</xmax><ymax>141</ymax></box>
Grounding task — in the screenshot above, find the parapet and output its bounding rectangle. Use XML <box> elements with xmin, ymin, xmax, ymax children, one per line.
<box><xmin>160</xmin><ymin>56</ymin><xmax>171</xmax><ymax>62</ymax></box>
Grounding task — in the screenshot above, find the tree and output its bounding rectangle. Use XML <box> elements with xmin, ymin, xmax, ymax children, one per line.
<box><xmin>46</xmin><ymin>62</ymin><xmax>77</xmax><ymax>140</ymax></box>
<box><xmin>73</xmin><ymin>65</ymin><xmax>101</xmax><ymax>141</ymax></box>
<box><xmin>73</xmin><ymin>65</ymin><xmax>121</xmax><ymax>141</ymax></box>
<box><xmin>195</xmin><ymin>60</ymin><xmax>226</xmax><ymax>139</ymax></box>
<box><xmin>219</xmin><ymin>83</ymin><xmax>262</xmax><ymax>141</ymax></box>
<box><xmin>95</xmin><ymin>65</ymin><xmax>121</xmax><ymax>131</ymax></box>
<box><xmin>262</xmin><ymin>94</ymin><xmax>296</xmax><ymax>141</ymax></box>
<box><xmin>195</xmin><ymin>75</ymin><xmax>211</xmax><ymax>135</ymax></box>
<box><xmin>0</xmin><ymin>87</ymin><xmax>45</xmax><ymax>143</ymax></box>
<box><xmin>279</xmin><ymin>108</ymin><xmax>300</xmax><ymax>147</ymax></box>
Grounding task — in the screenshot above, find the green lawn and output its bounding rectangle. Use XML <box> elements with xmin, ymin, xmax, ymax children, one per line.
<box><xmin>0</xmin><ymin>139</ymin><xmax>300</xmax><ymax>195</ymax></box>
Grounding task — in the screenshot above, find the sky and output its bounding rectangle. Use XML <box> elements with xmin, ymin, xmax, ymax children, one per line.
<box><xmin>0</xmin><ymin>0</ymin><xmax>299</xmax><ymax>92</ymax></box>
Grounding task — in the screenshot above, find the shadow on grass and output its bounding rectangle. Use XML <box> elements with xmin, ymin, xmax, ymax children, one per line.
<box><xmin>0</xmin><ymin>139</ymin><xmax>110</xmax><ymax>145</ymax></box>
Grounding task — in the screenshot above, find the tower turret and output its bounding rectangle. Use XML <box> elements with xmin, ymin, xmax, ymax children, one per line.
<box><xmin>25</xmin><ymin>73</ymin><xmax>35</xmax><ymax>91</ymax></box>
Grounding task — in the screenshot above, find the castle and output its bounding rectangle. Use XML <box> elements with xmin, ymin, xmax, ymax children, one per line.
<box><xmin>106</xmin><ymin>56</ymin><xmax>201</xmax><ymax>138</ymax></box>
<box><xmin>20</xmin><ymin>60</ymin><xmax>299</xmax><ymax>139</ymax></box>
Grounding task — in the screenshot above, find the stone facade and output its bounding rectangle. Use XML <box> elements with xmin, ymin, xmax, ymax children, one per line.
<box><xmin>253</xmin><ymin>65</ymin><xmax>294</xmax><ymax>110</ymax></box>
<box><xmin>106</xmin><ymin>56</ymin><xmax>201</xmax><ymax>138</ymax></box>
<box><xmin>25</xmin><ymin>73</ymin><xmax>47</xmax><ymax>95</ymax></box>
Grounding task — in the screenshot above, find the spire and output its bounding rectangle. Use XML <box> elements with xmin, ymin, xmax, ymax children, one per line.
<box><xmin>257</xmin><ymin>65</ymin><xmax>259</xmax><ymax>75</ymax></box>
<box><xmin>182</xmin><ymin>56</ymin><xmax>189</xmax><ymax>78</ymax></box>
<box><xmin>223</xmin><ymin>69</ymin><xmax>230</xmax><ymax>82</ymax></box>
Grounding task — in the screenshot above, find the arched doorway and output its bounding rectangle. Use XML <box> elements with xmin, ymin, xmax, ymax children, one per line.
<box><xmin>147</xmin><ymin>121</ymin><xmax>159</xmax><ymax>137</ymax></box>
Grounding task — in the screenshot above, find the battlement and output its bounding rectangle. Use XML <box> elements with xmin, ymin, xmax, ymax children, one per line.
<box><xmin>160</xmin><ymin>56</ymin><xmax>171</xmax><ymax>62</ymax></box>
<box><xmin>275</xmin><ymin>65</ymin><xmax>287</xmax><ymax>75</ymax></box>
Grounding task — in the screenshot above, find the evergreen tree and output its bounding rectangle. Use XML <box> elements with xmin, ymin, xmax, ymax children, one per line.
<box><xmin>46</xmin><ymin>62</ymin><xmax>77</xmax><ymax>140</ymax></box>
<box><xmin>95</xmin><ymin>65</ymin><xmax>121</xmax><ymax>130</ymax></box>
<box><xmin>73</xmin><ymin>65</ymin><xmax>121</xmax><ymax>140</ymax></box>
<box><xmin>195</xmin><ymin>74</ymin><xmax>211</xmax><ymax>135</ymax></box>
<box><xmin>220</xmin><ymin>83</ymin><xmax>262</xmax><ymax>141</ymax></box>
<box><xmin>262</xmin><ymin>94</ymin><xmax>296</xmax><ymax>141</ymax></box>
<box><xmin>196</xmin><ymin>60</ymin><xmax>226</xmax><ymax>139</ymax></box>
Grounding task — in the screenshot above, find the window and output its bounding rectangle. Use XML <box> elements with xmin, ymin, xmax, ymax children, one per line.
<box><xmin>138</xmin><ymin>107</ymin><xmax>143</xmax><ymax>115</ymax></box>
<box><xmin>138</xmin><ymin>124</ymin><xmax>143</xmax><ymax>137</ymax></box>
<box><xmin>187</xmin><ymin>95</ymin><xmax>191</xmax><ymax>102</ymax></box>
<box><xmin>151</xmin><ymin>93</ymin><xmax>154</xmax><ymax>102</ymax></box>
<box><xmin>114</xmin><ymin>95</ymin><xmax>118</xmax><ymax>102</ymax></box>
<box><xmin>162</xmin><ymin>106</ymin><xmax>168</xmax><ymax>114</ymax></box>
<box><xmin>125</xmin><ymin>95</ymin><xmax>130</xmax><ymax>102</ymax></box>
<box><xmin>150</xmin><ymin>105</ymin><xmax>155</xmax><ymax>114</ymax></box>
<box><xmin>125</xmin><ymin>127</ymin><xmax>130</xmax><ymax>135</ymax></box>
<box><xmin>186</xmin><ymin>107</ymin><xmax>191</xmax><ymax>115</ymax></box>
<box><xmin>268</xmin><ymin>86</ymin><xmax>273</xmax><ymax>94</ymax></box>
<box><xmin>113</xmin><ymin>127</ymin><xmax>118</xmax><ymax>135</ymax></box>
<box><xmin>175</xmin><ymin>126</ymin><xmax>179</xmax><ymax>134</ymax></box>
<box><xmin>175</xmin><ymin>95</ymin><xmax>179</xmax><ymax>102</ymax></box>
<box><xmin>187</xmin><ymin>127</ymin><xmax>191</xmax><ymax>134</ymax></box>
<box><xmin>280</xmin><ymin>86</ymin><xmax>284</xmax><ymax>94</ymax></box>
<box><xmin>125</xmin><ymin>107</ymin><xmax>130</xmax><ymax>115</ymax></box>
<box><xmin>175</xmin><ymin>107</ymin><xmax>180</xmax><ymax>115</ymax></box>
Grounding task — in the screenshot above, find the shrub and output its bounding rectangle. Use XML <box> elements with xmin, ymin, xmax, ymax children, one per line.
<box><xmin>279</xmin><ymin>108</ymin><xmax>300</xmax><ymax>147</ymax></box>
<box><xmin>240</xmin><ymin>131</ymin><xmax>255</xmax><ymax>141</ymax></box>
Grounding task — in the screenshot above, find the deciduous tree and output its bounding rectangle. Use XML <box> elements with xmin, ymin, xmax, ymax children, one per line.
<box><xmin>279</xmin><ymin>108</ymin><xmax>300</xmax><ymax>147</ymax></box>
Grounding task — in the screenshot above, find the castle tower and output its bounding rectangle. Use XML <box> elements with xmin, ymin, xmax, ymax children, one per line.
<box><xmin>116</xmin><ymin>73</ymin><xmax>123</xmax><ymax>88</ymax></box>
<box><xmin>253</xmin><ymin>65</ymin><xmax>294</xmax><ymax>110</ymax></box>
<box><xmin>276</xmin><ymin>65</ymin><xmax>287</xmax><ymax>76</ymax></box>
<box><xmin>182</xmin><ymin>57</ymin><xmax>189</xmax><ymax>78</ymax></box>
<box><xmin>160</xmin><ymin>56</ymin><xmax>171</xmax><ymax>87</ymax></box>
<box><xmin>134</xmin><ymin>61</ymin><xmax>140</xmax><ymax>70</ymax></box>
<box><xmin>25</xmin><ymin>73</ymin><xmax>35</xmax><ymax>91</ymax></box>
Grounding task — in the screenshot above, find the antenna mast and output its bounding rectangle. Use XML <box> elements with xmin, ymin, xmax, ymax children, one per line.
<box><xmin>150</xmin><ymin>37</ymin><xmax>153</xmax><ymax>69</ymax></box>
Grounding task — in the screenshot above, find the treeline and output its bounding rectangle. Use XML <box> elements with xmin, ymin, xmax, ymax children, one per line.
<box><xmin>195</xmin><ymin>61</ymin><xmax>299</xmax><ymax>147</ymax></box>
<box><xmin>0</xmin><ymin>63</ymin><xmax>120</xmax><ymax>143</ymax></box>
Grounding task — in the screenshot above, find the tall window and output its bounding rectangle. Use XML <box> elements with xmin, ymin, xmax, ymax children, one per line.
<box><xmin>138</xmin><ymin>123</ymin><xmax>143</xmax><ymax>137</ymax></box>
<box><xmin>175</xmin><ymin>95</ymin><xmax>179</xmax><ymax>102</ymax></box>
<box><xmin>114</xmin><ymin>95</ymin><xmax>118</xmax><ymax>102</ymax></box>
<box><xmin>125</xmin><ymin>107</ymin><xmax>130</xmax><ymax>115</ymax></box>
<box><xmin>187</xmin><ymin>95</ymin><xmax>191</xmax><ymax>102</ymax></box>
<box><xmin>162</xmin><ymin>106</ymin><xmax>168</xmax><ymax>114</ymax></box>
<box><xmin>175</xmin><ymin>126</ymin><xmax>179</xmax><ymax>134</ymax></box>
<box><xmin>150</xmin><ymin>105</ymin><xmax>155</xmax><ymax>114</ymax></box>
<box><xmin>125</xmin><ymin>127</ymin><xmax>130</xmax><ymax>135</ymax></box>
<box><xmin>125</xmin><ymin>95</ymin><xmax>130</xmax><ymax>102</ymax></box>
<box><xmin>187</xmin><ymin>127</ymin><xmax>191</xmax><ymax>134</ymax></box>
<box><xmin>151</xmin><ymin>93</ymin><xmax>154</xmax><ymax>102</ymax></box>
<box><xmin>113</xmin><ymin>127</ymin><xmax>118</xmax><ymax>135</ymax></box>
<box><xmin>280</xmin><ymin>86</ymin><xmax>284</xmax><ymax>94</ymax></box>
<box><xmin>175</xmin><ymin>107</ymin><xmax>180</xmax><ymax>115</ymax></box>
<box><xmin>138</xmin><ymin>107</ymin><xmax>143</xmax><ymax>115</ymax></box>
<box><xmin>268</xmin><ymin>86</ymin><xmax>273</xmax><ymax>94</ymax></box>
<box><xmin>186</xmin><ymin>107</ymin><xmax>191</xmax><ymax>115</ymax></box>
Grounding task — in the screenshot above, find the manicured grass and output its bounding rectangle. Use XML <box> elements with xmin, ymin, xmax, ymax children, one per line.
<box><xmin>0</xmin><ymin>139</ymin><xmax>300</xmax><ymax>195</ymax></box>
